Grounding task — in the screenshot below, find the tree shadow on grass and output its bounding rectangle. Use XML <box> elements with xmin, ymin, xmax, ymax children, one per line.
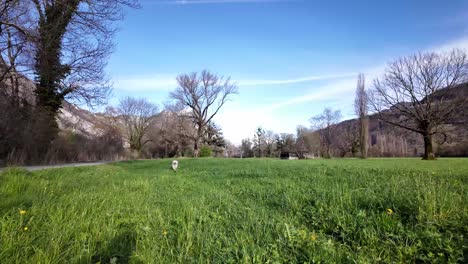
<box><xmin>89</xmin><ymin>228</ymin><xmax>141</xmax><ymax>264</ymax></box>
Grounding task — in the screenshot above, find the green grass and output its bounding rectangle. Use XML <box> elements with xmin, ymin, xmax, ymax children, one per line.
<box><xmin>1</xmin><ymin>158</ymin><xmax>467</xmax><ymax>263</ymax></box>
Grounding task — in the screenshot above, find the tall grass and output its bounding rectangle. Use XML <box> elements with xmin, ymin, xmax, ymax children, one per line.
<box><xmin>1</xmin><ymin>158</ymin><xmax>467</xmax><ymax>263</ymax></box>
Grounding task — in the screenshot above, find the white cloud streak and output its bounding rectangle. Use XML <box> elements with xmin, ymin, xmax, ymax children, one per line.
<box><xmin>239</xmin><ymin>73</ymin><xmax>356</xmax><ymax>86</ymax></box>
<box><xmin>426</xmin><ymin>36</ymin><xmax>468</xmax><ymax>53</ymax></box>
<box><xmin>265</xmin><ymin>36</ymin><xmax>468</xmax><ymax>112</ymax></box>
<box><xmin>111</xmin><ymin>36</ymin><xmax>468</xmax><ymax>144</ymax></box>
<box><xmin>113</xmin><ymin>72</ymin><xmax>355</xmax><ymax>91</ymax></box>
<box><xmin>215</xmin><ymin>36</ymin><xmax>468</xmax><ymax>144</ymax></box>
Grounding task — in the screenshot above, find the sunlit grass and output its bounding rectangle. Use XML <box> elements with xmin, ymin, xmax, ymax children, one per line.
<box><xmin>1</xmin><ymin>158</ymin><xmax>467</xmax><ymax>263</ymax></box>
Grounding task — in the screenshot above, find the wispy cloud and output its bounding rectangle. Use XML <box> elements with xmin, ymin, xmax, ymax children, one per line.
<box><xmin>113</xmin><ymin>37</ymin><xmax>468</xmax><ymax>93</ymax></box>
<box><xmin>239</xmin><ymin>73</ymin><xmax>356</xmax><ymax>86</ymax></box>
<box><xmin>265</xmin><ymin>36</ymin><xmax>468</xmax><ymax>112</ymax></box>
<box><xmin>427</xmin><ymin>36</ymin><xmax>468</xmax><ymax>53</ymax></box>
<box><xmin>112</xmin><ymin>36</ymin><xmax>468</xmax><ymax>144</ymax></box>
<box><xmin>215</xmin><ymin>35</ymin><xmax>468</xmax><ymax>144</ymax></box>
<box><xmin>113</xmin><ymin>72</ymin><xmax>356</xmax><ymax>91</ymax></box>
<box><xmin>267</xmin><ymin>79</ymin><xmax>358</xmax><ymax>111</ymax></box>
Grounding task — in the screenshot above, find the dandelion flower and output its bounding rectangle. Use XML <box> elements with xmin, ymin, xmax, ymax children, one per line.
<box><xmin>163</xmin><ymin>230</ymin><xmax>168</xmax><ymax>236</ymax></box>
<box><xmin>386</xmin><ymin>208</ymin><xmax>393</xmax><ymax>215</ymax></box>
<box><xmin>19</xmin><ymin>210</ymin><xmax>27</xmax><ymax>215</ymax></box>
<box><xmin>23</xmin><ymin>227</ymin><xmax>28</xmax><ymax>231</ymax></box>
<box><xmin>310</xmin><ymin>233</ymin><xmax>317</xmax><ymax>241</ymax></box>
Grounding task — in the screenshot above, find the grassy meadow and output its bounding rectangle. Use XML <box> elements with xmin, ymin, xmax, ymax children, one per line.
<box><xmin>0</xmin><ymin>158</ymin><xmax>467</xmax><ymax>263</ymax></box>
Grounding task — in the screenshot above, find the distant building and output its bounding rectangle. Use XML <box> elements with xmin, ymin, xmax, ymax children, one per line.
<box><xmin>280</xmin><ymin>152</ymin><xmax>298</xmax><ymax>160</ymax></box>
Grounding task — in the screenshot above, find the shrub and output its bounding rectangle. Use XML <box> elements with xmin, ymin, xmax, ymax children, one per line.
<box><xmin>199</xmin><ymin>145</ymin><xmax>212</xmax><ymax>157</ymax></box>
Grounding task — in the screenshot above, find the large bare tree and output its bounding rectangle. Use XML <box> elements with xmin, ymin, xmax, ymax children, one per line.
<box><xmin>32</xmin><ymin>0</ymin><xmax>139</xmax><ymax>105</ymax></box>
<box><xmin>295</xmin><ymin>126</ymin><xmax>315</xmax><ymax>159</ymax></box>
<box><xmin>333</xmin><ymin>120</ymin><xmax>359</xmax><ymax>157</ymax></box>
<box><xmin>0</xmin><ymin>0</ymin><xmax>139</xmax><ymax>156</ymax></box>
<box><xmin>263</xmin><ymin>130</ymin><xmax>276</xmax><ymax>157</ymax></box>
<box><xmin>369</xmin><ymin>49</ymin><xmax>468</xmax><ymax>160</ymax></box>
<box><xmin>253</xmin><ymin>127</ymin><xmax>266</xmax><ymax>157</ymax></box>
<box><xmin>0</xmin><ymin>0</ymin><xmax>35</xmax><ymax>94</ymax></box>
<box><xmin>354</xmin><ymin>73</ymin><xmax>369</xmax><ymax>158</ymax></box>
<box><xmin>0</xmin><ymin>1</ymin><xmax>37</xmax><ymax>163</ymax></box>
<box><xmin>310</xmin><ymin>107</ymin><xmax>342</xmax><ymax>158</ymax></box>
<box><xmin>107</xmin><ymin>97</ymin><xmax>159</xmax><ymax>157</ymax></box>
<box><xmin>170</xmin><ymin>70</ymin><xmax>237</xmax><ymax>157</ymax></box>
<box><xmin>147</xmin><ymin>103</ymin><xmax>197</xmax><ymax>158</ymax></box>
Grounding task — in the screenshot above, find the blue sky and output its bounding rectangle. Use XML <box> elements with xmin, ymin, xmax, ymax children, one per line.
<box><xmin>107</xmin><ymin>0</ymin><xmax>468</xmax><ymax>144</ymax></box>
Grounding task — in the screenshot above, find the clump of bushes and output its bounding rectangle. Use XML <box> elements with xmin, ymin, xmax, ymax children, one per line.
<box><xmin>199</xmin><ymin>145</ymin><xmax>212</xmax><ymax>157</ymax></box>
<box><xmin>44</xmin><ymin>127</ymin><xmax>126</xmax><ymax>164</ymax></box>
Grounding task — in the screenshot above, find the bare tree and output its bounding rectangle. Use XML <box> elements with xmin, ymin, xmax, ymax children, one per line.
<box><xmin>149</xmin><ymin>104</ymin><xmax>195</xmax><ymax>157</ymax></box>
<box><xmin>170</xmin><ymin>70</ymin><xmax>237</xmax><ymax>157</ymax></box>
<box><xmin>0</xmin><ymin>0</ymin><xmax>139</xmax><ymax>156</ymax></box>
<box><xmin>333</xmin><ymin>121</ymin><xmax>359</xmax><ymax>157</ymax></box>
<box><xmin>306</xmin><ymin>130</ymin><xmax>322</xmax><ymax>158</ymax></box>
<box><xmin>32</xmin><ymin>0</ymin><xmax>139</xmax><ymax>105</ymax></box>
<box><xmin>253</xmin><ymin>127</ymin><xmax>266</xmax><ymax>157</ymax></box>
<box><xmin>354</xmin><ymin>73</ymin><xmax>369</xmax><ymax>158</ymax></box>
<box><xmin>144</xmin><ymin>106</ymin><xmax>196</xmax><ymax>158</ymax></box>
<box><xmin>224</xmin><ymin>140</ymin><xmax>239</xmax><ymax>158</ymax></box>
<box><xmin>369</xmin><ymin>49</ymin><xmax>468</xmax><ymax>160</ymax></box>
<box><xmin>0</xmin><ymin>1</ymin><xmax>38</xmax><ymax>163</ymax></box>
<box><xmin>264</xmin><ymin>130</ymin><xmax>276</xmax><ymax>157</ymax></box>
<box><xmin>275</xmin><ymin>133</ymin><xmax>296</xmax><ymax>154</ymax></box>
<box><xmin>109</xmin><ymin>97</ymin><xmax>158</xmax><ymax>156</ymax></box>
<box><xmin>241</xmin><ymin>138</ymin><xmax>253</xmax><ymax>158</ymax></box>
<box><xmin>310</xmin><ymin>108</ymin><xmax>342</xmax><ymax>158</ymax></box>
<box><xmin>295</xmin><ymin>126</ymin><xmax>313</xmax><ymax>159</ymax></box>
<box><xmin>0</xmin><ymin>0</ymin><xmax>35</xmax><ymax>95</ymax></box>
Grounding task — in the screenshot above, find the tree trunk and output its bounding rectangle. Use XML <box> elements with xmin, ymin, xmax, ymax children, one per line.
<box><xmin>193</xmin><ymin>140</ymin><xmax>199</xmax><ymax>157</ymax></box>
<box><xmin>194</xmin><ymin>123</ymin><xmax>203</xmax><ymax>157</ymax></box>
<box><xmin>360</xmin><ymin>117</ymin><xmax>368</xmax><ymax>159</ymax></box>
<box><xmin>422</xmin><ymin>133</ymin><xmax>435</xmax><ymax>160</ymax></box>
<box><xmin>325</xmin><ymin>144</ymin><xmax>331</xmax><ymax>159</ymax></box>
<box><xmin>32</xmin><ymin>107</ymin><xmax>59</xmax><ymax>160</ymax></box>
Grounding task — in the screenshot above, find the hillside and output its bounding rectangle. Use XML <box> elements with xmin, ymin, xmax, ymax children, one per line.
<box><xmin>1</xmin><ymin>72</ymin><xmax>111</xmax><ymax>138</ymax></box>
<box><xmin>58</xmin><ymin>102</ymin><xmax>109</xmax><ymax>137</ymax></box>
<box><xmin>3</xmin><ymin>72</ymin><xmax>467</xmax><ymax>158</ymax></box>
<box><xmin>31</xmin><ymin>87</ymin><xmax>468</xmax><ymax>157</ymax></box>
<box><xmin>334</xmin><ymin>83</ymin><xmax>468</xmax><ymax>157</ymax></box>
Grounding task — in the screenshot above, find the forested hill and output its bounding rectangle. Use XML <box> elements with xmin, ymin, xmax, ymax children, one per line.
<box><xmin>335</xmin><ymin>83</ymin><xmax>468</xmax><ymax>157</ymax></box>
<box><xmin>3</xmin><ymin>72</ymin><xmax>467</xmax><ymax>162</ymax></box>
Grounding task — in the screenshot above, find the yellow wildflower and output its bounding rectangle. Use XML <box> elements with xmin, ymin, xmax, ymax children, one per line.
<box><xmin>386</xmin><ymin>208</ymin><xmax>393</xmax><ymax>215</ymax></box>
<box><xmin>23</xmin><ymin>227</ymin><xmax>28</xmax><ymax>231</ymax></box>
<box><xmin>310</xmin><ymin>233</ymin><xmax>317</xmax><ymax>241</ymax></box>
<box><xmin>163</xmin><ymin>230</ymin><xmax>168</xmax><ymax>236</ymax></box>
<box><xmin>19</xmin><ymin>210</ymin><xmax>27</xmax><ymax>215</ymax></box>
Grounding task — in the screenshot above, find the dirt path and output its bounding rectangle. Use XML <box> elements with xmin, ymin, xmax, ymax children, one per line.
<box><xmin>0</xmin><ymin>161</ymin><xmax>112</xmax><ymax>172</ymax></box>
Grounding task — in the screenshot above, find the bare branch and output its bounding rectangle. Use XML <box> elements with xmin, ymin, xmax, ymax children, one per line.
<box><xmin>109</xmin><ymin>96</ymin><xmax>159</xmax><ymax>155</ymax></box>
<box><xmin>369</xmin><ymin>49</ymin><xmax>468</xmax><ymax>159</ymax></box>
<box><xmin>170</xmin><ymin>70</ymin><xmax>238</xmax><ymax>157</ymax></box>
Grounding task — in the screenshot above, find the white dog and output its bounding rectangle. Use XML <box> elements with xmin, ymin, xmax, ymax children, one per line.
<box><xmin>171</xmin><ymin>160</ymin><xmax>179</xmax><ymax>172</ymax></box>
